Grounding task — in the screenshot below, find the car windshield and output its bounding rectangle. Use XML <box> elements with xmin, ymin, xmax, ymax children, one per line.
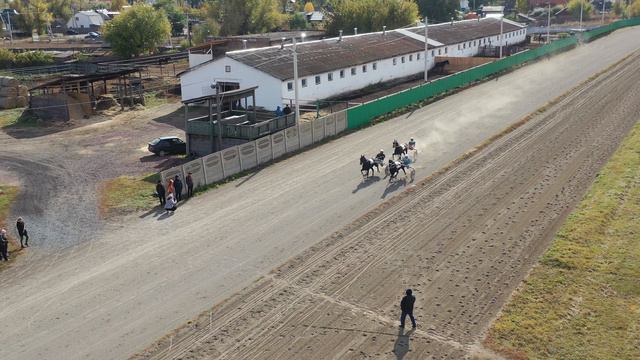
<box><xmin>149</xmin><ymin>138</ymin><xmax>160</xmax><ymax>145</ymax></box>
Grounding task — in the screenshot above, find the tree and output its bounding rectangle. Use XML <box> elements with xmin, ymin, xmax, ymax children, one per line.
<box><xmin>612</xmin><ymin>0</ymin><xmax>626</xmax><ymax>16</ymax></box>
<box><xmin>628</xmin><ymin>0</ymin><xmax>640</xmax><ymax>17</ymax></box>
<box><xmin>516</xmin><ymin>0</ymin><xmax>529</xmax><ymax>14</ymax></box>
<box><xmin>111</xmin><ymin>0</ymin><xmax>128</xmax><ymax>11</ymax></box>
<box><xmin>103</xmin><ymin>5</ymin><xmax>171</xmax><ymax>58</ymax></box>
<box><xmin>567</xmin><ymin>0</ymin><xmax>593</xmax><ymax>20</ymax></box>
<box><xmin>290</xmin><ymin>12</ymin><xmax>310</xmax><ymax>30</ymax></box>
<box><xmin>304</xmin><ymin>2</ymin><xmax>315</xmax><ymax>13</ymax></box>
<box><xmin>11</xmin><ymin>0</ymin><xmax>53</xmax><ymax>34</ymax></box>
<box><xmin>416</xmin><ymin>0</ymin><xmax>459</xmax><ymax>23</ymax></box>
<box><xmin>49</xmin><ymin>0</ymin><xmax>74</xmax><ymax>22</ymax></box>
<box><xmin>326</xmin><ymin>0</ymin><xmax>419</xmax><ymax>36</ymax></box>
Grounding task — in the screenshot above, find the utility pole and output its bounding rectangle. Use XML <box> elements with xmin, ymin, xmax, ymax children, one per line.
<box><xmin>7</xmin><ymin>11</ymin><xmax>13</xmax><ymax>45</ymax></box>
<box><xmin>499</xmin><ymin>16</ymin><xmax>504</xmax><ymax>58</ymax></box>
<box><xmin>292</xmin><ymin>37</ymin><xmax>301</xmax><ymax>147</ymax></box>
<box><xmin>547</xmin><ymin>2</ymin><xmax>551</xmax><ymax>44</ymax></box>
<box><xmin>424</xmin><ymin>16</ymin><xmax>428</xmax><ymax>82</ymax></box>
<box><xmin>601</xmin><ymin>0</ymin><xmax>606</xmax><ymax>24</ymax></box>
<box><xmin>186</xmin><ymin>11</ymin><xmax>191</xmax><ymax>47</ymax></box>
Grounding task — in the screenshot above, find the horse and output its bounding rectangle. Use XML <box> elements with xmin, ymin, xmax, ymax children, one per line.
<box><xmin>360</xmin><ymin>155</ymin><xmax>379</xmax><ymax>177</ymax></box>
<box><xmin>387</xmin><ymin>160</ymin><xmax>406</xmax><ymax>181</ymax></box>
<box><xmin>392</xmin><ymin>140</ymin><xmax>408</xmax><ymax>160</ymax></box>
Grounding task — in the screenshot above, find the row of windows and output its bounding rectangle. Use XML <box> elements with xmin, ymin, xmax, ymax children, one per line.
<box><xmin>456</xmin><ymin>30</ymin><xmax>525</xmax><ymax>50</ymax></box>
<box><xmin>287</xmin><ymin>62</ymin><xmax>379</xmax><ymax>90</ymax></box>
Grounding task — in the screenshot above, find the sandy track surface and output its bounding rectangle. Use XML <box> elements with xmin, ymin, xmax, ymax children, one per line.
<box><xmin>0</xmin><ymin>29</ymin><xmax>639</xmax><ymax>360</ymax></box>
<box><xmin>136</xmin><ymin>50</ymin><xmax>640</xmax><ymax>360</ymax></box>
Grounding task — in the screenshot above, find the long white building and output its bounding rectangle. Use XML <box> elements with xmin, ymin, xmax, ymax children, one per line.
<box><xmin>180</xmin><ymin>18</ymin><xmax>527</xmax><ymax>110</ymax></box>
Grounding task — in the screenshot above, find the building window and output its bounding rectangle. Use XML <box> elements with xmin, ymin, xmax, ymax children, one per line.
<box><xmin>287</xmin><ymin>82</ymin><xmax>293</xmax><ymax>91</ymax></box>
<box><xmin>431</xmin><ymin>50</ymin><xmax>434</xmax><ymax>57</ymax></box>
<box><xmin>473</xmin><ymin>40</ymin><xmax>476</xmax><ymax>46</ymax></box>
<box><xmin>409</xmin><ymin>54</ymin><xmax>413</xmax><ymax>61</ymax></box>
<box><xmin>302</xmin><ymin>78</ymin><xmax>307</xmax><ymax>87</ymax></box>
<box><xmin>401</xmin><ymin>56</ymin><xmax>405</xmax><ymax>63</ymax></box>
<box><xmin>393</xmin><ymin>58</ymin><xmax>397</xmax><ymax>65</ymax></box>
<box><xmin>328</xmin><ymin>72</ymin><xmax>333</xmax><ymax>81</ymax></box>
<box><xmin>351</xmin><ymin>67</ymin><xmax>356</xmax><ymax>75</ymax></box>
<box><xmin>362</xmin><ymin>64</ymin><xmax>367</xmax><ymax>72</ymax></box>
<box><xmin>225</xmin><ymin>65</ymin><xmax>231</xmax><ymax>73</ymax></box>
<box><xmin>416</xmin><ymin>53</ymin><xmax>420</xmax><ymax>60</ymax></box>
<box><xmin>340</xmin><ymin>69</ymin><xmax>345</xmax><ymax>78</ymax></box>
<box><xmin>373</xmin><ymin>62</ymin><xmax>377</xmax><ymax>70</ymax></box>
<box><xmin>438</xmin><ymin>49</ymin><xmax>441</xmax><ymax>55</ymax></box>
<box><xmin>445</xmin><ymin>47</ymin><xmax>448</xmax><ymax>54</ymax></box>
<box><xmin>315</xmin><ymin>75</ymin><xmax>321</xmax><ymax>85</ymax></box>
<box><xmin>463</xmin><ymin>43</ymin><xmax>466</xmax><ymax>49</ymax></box>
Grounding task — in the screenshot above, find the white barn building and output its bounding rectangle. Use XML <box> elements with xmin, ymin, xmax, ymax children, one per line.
<box><xmin>67</xmin><ymin>10</ymin><xmax>105</xmax><ymax>31</ymax></box>
<box><xmin>180</xmin><ymin>18</ymin><xmax>526</xmax><ymax>110</ymax></box>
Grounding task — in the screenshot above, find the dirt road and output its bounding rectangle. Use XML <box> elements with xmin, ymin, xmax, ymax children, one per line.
<box><xmin>136</xmin><ymin>49</ymin><xmax>640</xmax><ymax>360</ymax></box>
<box><xmin>0</xmin><ymin>28</ymin><xmax>639</xmax><ymax>360</ymax></box>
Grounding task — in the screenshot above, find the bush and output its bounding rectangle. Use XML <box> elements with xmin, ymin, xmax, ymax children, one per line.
<box><xmin>13</xmin><ymin>51</ymin><xmax>55</xmax><ymax>67</ymax></box>
<box><xmin>0</xmin><ymin>48</ymin><xmax>15</xmax><ymax>68</ymax></box>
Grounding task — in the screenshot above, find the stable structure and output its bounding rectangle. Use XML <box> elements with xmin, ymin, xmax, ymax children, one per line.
<box><xmin>28</xmin><ymin>69</ymin><xmax>143</xmax><ymax>121</ymax></box>
<box><xmin>180</xmin><ymin>18</ymin><xmax>527</xmax><ymax>110</ymax></box>
<box><xmin>183</xmin><ymin>86</ymin><xmax>296</xmax><ymax>156</ymax></box>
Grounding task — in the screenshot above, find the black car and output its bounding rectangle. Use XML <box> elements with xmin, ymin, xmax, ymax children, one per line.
<box><xmin>66</xmin><ymin>29</ymin><xmax>79</xmax><ymax>35</ymax></box>
<box><xmin>148</xmin><ymin>136</ymin><xmax>186</xmax><ymax>156</ymax></box>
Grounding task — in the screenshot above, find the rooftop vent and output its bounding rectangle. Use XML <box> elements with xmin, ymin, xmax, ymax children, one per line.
<box><xmin>339</xmin><ymin>30</ymin><xmax>343</xmax><ymax>41</ymax></box>
<box><xmin>383</xmin><ymin>25</ymin><xmax>386</xmax><ymax>35</ymax></box>
<box><xmin>281</xmin><ymin>37</ymin><xmax>285</xmax><ymax>49</ymax></box>
<box><xmin>354</xmin><ymin>27</ymin><xmax>358</xmax><ymax>35</ymax></box>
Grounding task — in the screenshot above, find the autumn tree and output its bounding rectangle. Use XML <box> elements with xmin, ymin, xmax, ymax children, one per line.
<box><xmin>10</xmin><ymin>0</ymin><xmax>53</xmax><ymax>34</ymax></box>
<box><xmin>567</xmin><ymin>0</ymin><xmax>593</xmax><ymax>19</ymax></box>
<box><xmin>516</xmin><ymin>0</ymin><xmax>529</xmax><ymax>13</ymax></box>
<box><xmin>103</xmin><ymin>5</ymin><xmax>171</xmax><ymax>57</ymax></box>
<box><xmin>326</xmin><ymin>0</ymin><xmax>419</xmax><ymax>36</ymax></box>
<box><xmin>111</xmin><ymin>0</ymin><xmax>128</xmax><ymax>11</ymax></box>
<box><xmin>628</xmin><ymin>0</ymin><xmax>640</xmax><ymax>16</ymax></box>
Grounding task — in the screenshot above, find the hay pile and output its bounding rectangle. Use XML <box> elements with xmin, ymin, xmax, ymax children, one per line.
<box><xmin>0</xmin><ymin>76</ymin><xmax>28</xmax><ymax>109</ymax></box>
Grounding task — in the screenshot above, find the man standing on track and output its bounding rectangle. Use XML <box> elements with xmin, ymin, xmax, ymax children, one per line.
<box><xmin>400</xmin><ymin>289</ymin><xmax>417</xmax><ymax>329</ymax></box>
<box><xmin>16</xmin><ymin>217</ymin><xmax>28</xmax><ymax>248</ymax></box>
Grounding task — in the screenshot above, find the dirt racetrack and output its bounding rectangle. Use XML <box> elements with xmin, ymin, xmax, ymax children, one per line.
<box><xmin>135</xmin><ymin>51</ymin><xmax>640</xmax><ymax>359</ymax></box>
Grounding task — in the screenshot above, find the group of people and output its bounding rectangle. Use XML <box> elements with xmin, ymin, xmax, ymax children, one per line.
<box><xmin>274</xmin><ymin>104</ymin><xmax>293</xmax><ymax>117</ymax></box>
<box><xmin>0</xmin><ymin>217</ymin><xmax>30</xmax><ymax>261</ymax></box>
<box><xmin>155</xmin><ymin>173</ymin><xmax>194</xmax><ymax>214</ymax></box>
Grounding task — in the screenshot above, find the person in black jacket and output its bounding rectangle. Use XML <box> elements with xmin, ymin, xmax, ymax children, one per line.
<box><xmin>0</xmin><ymin>228</ymin><xmax>8</xmax><ymax>261</ymax></box>
<box><xmin>16</xmin><ymin>217</ymin><xmax>28</xmax><ymax>248</ymax></box>
<box><xmin>400</xmin><ymin>289</ymin><xmax>416</xmax><ymax>328</ymax></box>
<box><xmin>174</xmin><ymin>175</ymin><xmax>183</xmax><ymax>202</ymax></box>
<box><xmin>155</xmin><ymin>180</ymin><xmax>166</xmax><ymax>206</ymax></box>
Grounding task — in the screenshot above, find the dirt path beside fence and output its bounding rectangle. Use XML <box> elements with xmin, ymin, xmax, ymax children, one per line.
<box><xmin>134</xmin><ymin>49</ymin><xmax>640</xmax><ymax>360</ymax></box>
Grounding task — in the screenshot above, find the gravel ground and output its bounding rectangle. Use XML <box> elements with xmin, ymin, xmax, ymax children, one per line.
<box><xmin>0</xmin><ymin>28</ymin><xmax>638</xmax><ymax>360</ymax></box>
<box><xmin>135</xmin><ymin>49</ymin><xmax>640</xmax><ymax>360</ymax></box>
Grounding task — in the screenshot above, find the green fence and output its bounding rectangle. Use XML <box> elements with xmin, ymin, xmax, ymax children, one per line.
<box><xmin>347</xmin><ymin>18</ymin><xmax>640</xmax><ymax>129</ymax></box>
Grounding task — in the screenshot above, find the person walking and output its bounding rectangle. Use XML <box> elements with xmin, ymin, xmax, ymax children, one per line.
<box><xmin>174</xmin><ymin>175</ymin><xmax>183</xmax><ymax>202</ymax></box>
<box><xmin>155</xmin><ymin>180</ymin><xmax>166</xmax><ymax>207</ymax></box>
<box><xmin>164</xmin><ymin>193</ymin><xmax>177</xmax><ymax>214</ymax></box>
<box><xmin>185</xmin><ymin>172</ymin><xmax>194</xmax><ymax>198</ymax></box>
<box><xmin>283</xmin><ymin>104</ymin><xmax>292</xmax><ymax>115</ymax></box>
<box><xmin>400</xmin><ymin>289</ymin><xmax>416</xmax><ymax>329</ymax></box>
<box><xmin>16</xmin><ymin>217</ymin><xmax>28</xmax><ymax>248</ymax></box>
<box><xmin>0</xmin><ymin>228</ymin><xmax>9</xmax><ymax>261</ymax></box>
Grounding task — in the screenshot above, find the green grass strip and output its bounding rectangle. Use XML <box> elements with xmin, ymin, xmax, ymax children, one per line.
<box><xmin>485</xmin><ymin>122</ymin><xmax>640</xmax><ymax>359</ymax></box>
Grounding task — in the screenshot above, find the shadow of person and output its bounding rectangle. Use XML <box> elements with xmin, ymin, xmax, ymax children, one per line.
<box><xmin>156</xmin><ymin>211</ymin><xmax>173</xmax><ymax>220</ymax></box>
<box><xmin>392</xmin><ymin>327</ymin><xmax>414</xmax><ymax>360</ymax></box>
<box><xmin>139</xmin><ymin>206</ymin><xmax>165</xmax><ymax>219</ymax></box>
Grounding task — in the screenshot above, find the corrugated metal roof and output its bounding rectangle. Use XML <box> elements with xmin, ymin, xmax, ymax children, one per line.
<box><xmin>215</xmin><ymin>18</ymin><xmax>525</xmax><ymax>81</ymax></box>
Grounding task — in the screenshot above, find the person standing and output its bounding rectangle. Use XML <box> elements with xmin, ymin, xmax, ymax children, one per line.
<box><xmin>400</xmin><ymin>289</ymin><xmax>416</xmax><ymax>329</ymax></box>
<box><xmin>16</xmin><ymin>217</ymin><xmax>28</xmax><ymax>248</ymax></box>
<box><xmin>174</xmin><ymin>175</ymin><xmax>183</xmax><ymax>202</ymax></box>
<box><xmin>185</xmin><ymin>172</ymin><xmax>194</xmax><ymax>198</ymax></box>
<box><xmin>0</xmin><ymin>228</ymin><xmax>8</xmax><ymax>261</ymax></box>
<box><xmin>275</xmin><ymin>106</ymin><xmax>283</xmax><ymax>117</ymax></box>
<box><xmin>166</xmin><ymin>179</ymin><xmax>175</xmax><ymax>197</ymax></box>
<box><xmin>155</xmin><ymin>180</ymin><xmax>166</xmax><ymax>207</ymax></box>
<box><xmin>283</xmin><ymin>104</ymin><xmax>292</xmax><ymax>115</ymax></box>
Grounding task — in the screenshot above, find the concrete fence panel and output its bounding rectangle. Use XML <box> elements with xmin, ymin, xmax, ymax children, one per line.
<box><xmin>160</xmin><ymin>166</ymin><xmax>186</xmax><ymax>195</ymax></box>
<box><xmin>221</xmin><ymin>146</ymin><xmax>241</xmax><ymax>177</ymax></box>
<box><xmin>238</xmin><ymin>141</ymin><xmax>258</xmax><ymax>171</ymax></box>
<box><xmin>182</xmin><ymin>158</ymin><xmax>206</xmax><ymax>190</ymax></box>
<box><xmin>202</xmin><ymin>152</ymin><xmax>224</xmax><ymax>184</ymax></box>
<box><xmin>256</xmin><ymin>136</ymin><xmax>272</xmax><ymax>165</ymax></box>
<box><xmin>285</xmin><ymin>126</ymin><xmax>299</xmax><ymax>153</ymax></box>
<box><xmin>324</xmin><ymin>113</ymin><xmax>337</xmax><ymax>137</ymax></box>
<box><xmin>299</xmin><ymin>121</ymin><xmax>313</xmax><ymax>148</ymax></box>
<box><xmin>271</xmin><ymin>130</ymin><xmax>286</xmax><ymax>158</ymax></box>
<box><xmin>335</xmin><ymin>111</ymin><xmax>347</xmax><ymax>133</ymax></box>
<box><xmin>312</xmin><ymin>117</ymin><xmax>325</xmax><ymax>143</ymax></box>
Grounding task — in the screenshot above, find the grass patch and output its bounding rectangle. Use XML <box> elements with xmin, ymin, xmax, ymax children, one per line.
<box><xmin>144</xmin><ymin>91</ymin><xmax>169</xmax><ymax>109</ymax></box>
<box><xmin>100</xmin><ymin>173</ymin><xmax>160</xmax><ymax>217</ymax></box>
<box><xmin>484</xmin><ymin>122</ymin><xmax>640</xmax><ymax>360</ymax></box>
<box><xmin>0</xmin><ymin>108</ymin><xmax>40</xmax><ymax>128</ymax></box>
<box><xmin>0</xmin><ymin>185</ymin><xmax>21</xmax><ymax>269</ymax></box>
